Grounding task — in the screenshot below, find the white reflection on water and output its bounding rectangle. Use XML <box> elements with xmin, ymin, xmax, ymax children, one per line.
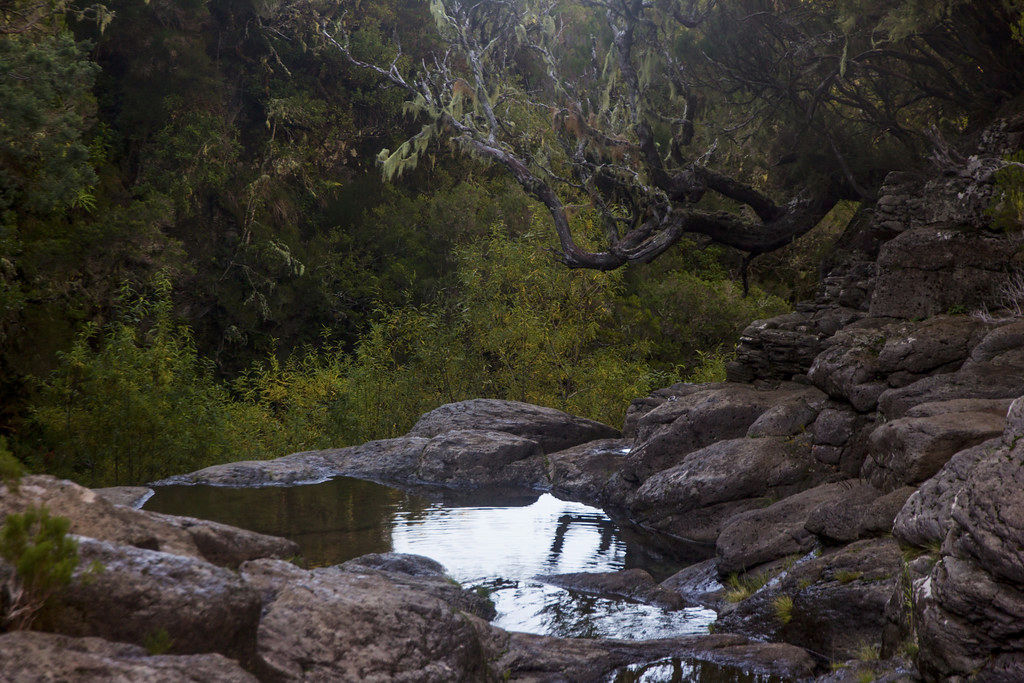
<box><xmin>391</xmin><ymin>493</ymin><xmax>716</xmax><ymax>638</ymax></box>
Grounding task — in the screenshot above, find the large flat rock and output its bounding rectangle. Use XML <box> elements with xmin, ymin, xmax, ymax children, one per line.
<box><xmin>408</xmin><ymin>399</ymin><xmax>619</xmax><ymax>453</ymax></box>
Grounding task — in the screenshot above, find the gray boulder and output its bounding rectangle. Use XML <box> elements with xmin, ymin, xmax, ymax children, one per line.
<box><xmin>875</xmin><ymin>315</ymin><xmax>990</xmax><ymax>376</ymax></box>
<box><xmin>658</xmin><ymin>559</ymin><xmax>726</xmax><ymax>610</ymax></box>
<box><xmin>869</xmin><ymin>226</ymin><xmax>1021</xmax><ymax>319</ymax></box>
<box><xmin>808</xmin><ymin>321</ymin><xmax>890</xmax><ymax>411</ymax></box>
<box><xmin>240</xmin><ymin>558</ymin><xmax>494</xmax><ymax>681</ymax></box>
<box><xmin>878</xmin><ymin>321</ymin><xmax>1024</xmax><ymax>418</ymax></box>
<box><xmin>0</xmin><ymin>631</ymin><xmax>257</xmax><ymax>682</ymax></box>
<box><xmin>408</xmin><ymin>399</ymin><xmax>619</xmax><ymax>453</ymax></box>
<box><xmin>626</xmin><ymin>435</ymin><xmax>828</xmax><ymax>546</ymax></box>
<box><xmin>49</xmin><ymin>538</ymin><xmax>262</xmax><ymax>666</ymax></box>
<box><xmin>622</xmin><ymin>383</ymin><xmax>824</xmax><ymax>484</ymax></box>
<box><xmin>805</xmin><ymin>483</ymin><xmax>915</xmax><ymax>545</ymax></box>
<box><xmin>892</xmin><ymin>438</ymin><xmax>999</xmax><ymax>548</ymax></box>
<box><xmin>546</xmin><ymin>438</ymin><xmax>630</xmax><ymax>504</ymax></box>
<box><xmin>862</xmin><ymin>399</ymin><xmax>1007</xmax><ymax>490</ymax></box>
<box><xmin>913</xmin><ymin>396</ymin><xmax>1024</xmax><ymax>679</ymax></box>
<box><xmin>415</xmin><ymin>429</ymin><xmax>546</xmax><ymax>489</ymax></box>
<box><xmin>716</xmin><ymin>482</ymin><xmax>855</xmax><ymax>574</ymax></box>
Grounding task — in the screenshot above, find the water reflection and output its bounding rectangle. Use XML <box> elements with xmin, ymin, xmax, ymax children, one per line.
<box><xmin>144</xmin><ymin>478</ymin><xmax>715</xmax><ymax>639</ymax></box>
<box><xmin>612</xmin><ymin>658</ymin><xmax>785</xmax><ymax>683</ymax></box>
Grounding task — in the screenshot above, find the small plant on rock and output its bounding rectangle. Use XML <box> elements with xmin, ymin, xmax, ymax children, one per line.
<box><xmin>724</xmin><ymin>569</ymin><xmax>776</xmax><ymax>603</ymax></box>
<box><xmin>856</xmin><ymin>642</ymin><xmax>881</xmax><ymax>661</ymax></box>
<box><xmin>0</xmin><ymin>506</ymin><xmax>79</xmax><ymax>629</ymax></box>
<box><xmin>836</xmin><ymin>570</ymin><xmax>863</xmax><ymax>584</ymax></box>
<box><xmin>773</xmin><ymin>594</ymin><xmax>794</xmax><ymax>624</ymax></box>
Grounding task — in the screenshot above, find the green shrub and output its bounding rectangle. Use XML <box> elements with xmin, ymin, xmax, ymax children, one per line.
<box><xmin>0</xmin><ymin>506</ymin><xmax>79</xmax><ymax>629</ymax></box>
<box><xmin>0</xmin><ymin>436</ymin><xmax>24</xmax><ymax>491</ymax></box>
<box><xmin>143</xmin><ymin>627</ymin><xmax>175</xmax><ymax>655</ymax></box>
<box><xmin>28</xmin><ymin>276</ymin><xmax>287</xmax><ymax>485</ymax></box>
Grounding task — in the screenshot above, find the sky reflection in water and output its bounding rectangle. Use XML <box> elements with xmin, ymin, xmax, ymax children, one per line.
<box><xmin>145</xmin><ymin>478</ymin><xmax>715</xmax><ymax>639</ymax></box>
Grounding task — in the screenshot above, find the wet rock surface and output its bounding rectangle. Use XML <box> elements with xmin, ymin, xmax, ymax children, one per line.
<box><xmin>538</xmin><ymin>568</ymin><xmax>685</xmax><ymax>610</ymax></box>
<box><xmin>546</xmin><ymin>438</ymin><xmax>630</xmax><ymax>503</ymax></box>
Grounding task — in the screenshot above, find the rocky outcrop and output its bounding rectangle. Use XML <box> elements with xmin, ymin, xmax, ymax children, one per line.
<box><xmin>715</xmin><ymin>482</ymin><xmax>853</xmax><ymax>574</ymax></box>
<box><xmin>416</xmin><ymin>429</ymin><xmax>547</xmax><ymax>489</ymax></box>
<box><xmin>618</xmin><ymin>382</ymin><xmax>826</xmax><ymax>485</ymax></box>
<box><xmin>870</xmin><ymin>226</ymin><xmax>1021</xmax><ymax>319</ymax></box>
<box><xmin>93</xmin><ymin>486</ymin><xmax>153</xmax><ymax>508</ymax></box>
<box><xmin>862</xmin><ymin>398</ymin><xmax>1009</xmax><ymax>490</ymax></box>
<box><xmin>546</xmin><ymin>438</ymin><xmax>630</xmax><ymax>503</ymax></box>
<box><xmin>626</xmin><ymin>435</ymin><xmax>829</xmax><ymax>546</ymax></box>
<box><xmin>892</xmin><ymin>439</ymin><xmax>998</xmax><ymax>548</ymax></box>
<box><xmin>908</xmin><ymin>397</ymin><xmax>1024</xmax><ymax>680</ymax></box>
<box><xmin>0</xmin><ymin>631</ymin><xmax>258</xmax><ymax>682</ymax></box>
<box><xmin>805</xmin><ymin>483</ymin><xmax>914</xmax><ymax>545</ymax></box>
<box><xmin>718</xmin><ymin>538</ymin><xmax>903</xmax><ymax>660</ymax></box>
<box><xmin>878</xmin><ymin>320</ymin><xmax>1024</xmax><ymax>418</ymax></box>
<box><xmin>242</xmin><ymin>558</ymin><xmax>495</xmax><ymax>681</ymax></box>
<box><xmin>163</xmin><ymin>400</ymin><xmax>618</xmax><ymax>492</ymax></box>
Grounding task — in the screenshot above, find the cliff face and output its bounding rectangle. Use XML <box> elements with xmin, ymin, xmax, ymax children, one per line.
<box><xmin>613</xmin><ymin>113</ymin><xmax>1024</xmax><ymax>676</ymax></box>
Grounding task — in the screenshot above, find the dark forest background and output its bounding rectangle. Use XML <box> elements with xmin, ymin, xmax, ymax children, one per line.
<box><xmin>1</xmin><ymin>0</ymin><xmax>1021</xmax><ymax>485</ymax></box>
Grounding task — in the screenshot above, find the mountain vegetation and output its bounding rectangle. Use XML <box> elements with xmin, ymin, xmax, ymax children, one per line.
<box><xmin>1</xmin><ymin>0</ymin><xmax>1022</xmax><ymax>484</ymax></box>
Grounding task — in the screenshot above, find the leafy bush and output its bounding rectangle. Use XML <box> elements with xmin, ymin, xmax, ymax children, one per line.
<box><xmin>337</xmin><ymin>223</ymin><xmax>664</xmax><ymax>439</ymax></box>
<box><xmin>28</xmin><ymin>276</ymin><xmax>284</xmax><ymax>485</ymax></box>
<box><xmin>0</xmin><ymin>436</ymin><xmax>24</xmax><ymax>491</ymax></box>
<box><xmin>0</xmin><ymin>506</ymin><xmax>79</xmax><ymax>630</ymax></box>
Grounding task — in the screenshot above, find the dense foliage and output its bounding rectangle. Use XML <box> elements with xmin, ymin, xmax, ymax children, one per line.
<box><xmin>1</xmin><ymin>0</ymin><xmax>1021</xmax><ymax>484</ymax></box>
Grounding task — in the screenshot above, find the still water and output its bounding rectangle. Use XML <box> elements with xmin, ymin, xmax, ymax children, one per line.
<box><xmin>144</xmin><ymin>477</ymin><xmax>716</xmax><ymax>639</ymax></box>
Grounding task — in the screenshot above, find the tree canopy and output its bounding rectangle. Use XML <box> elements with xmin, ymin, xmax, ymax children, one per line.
<box><xmin>325</xmin><ymin>0</ymin><xmax>1024</xmax><ymax>277</ymax></box>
